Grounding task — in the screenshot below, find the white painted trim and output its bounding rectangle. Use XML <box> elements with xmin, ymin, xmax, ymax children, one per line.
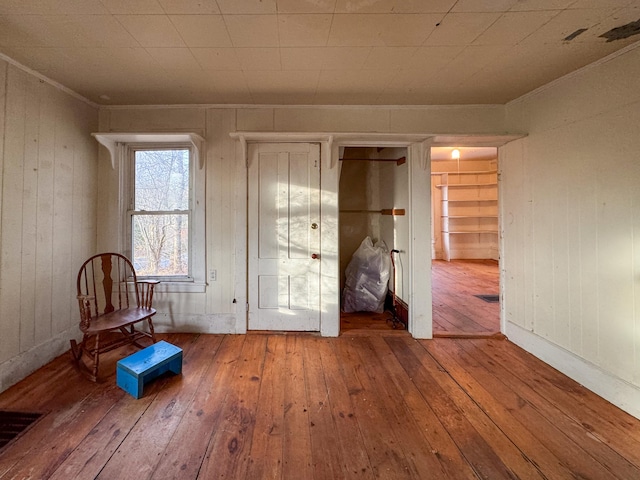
<box><xmin>505</xmin><ymin>322</ymin><xmax>640</xmax><ymax>420</ymax></box>
<box><xmin>102</xmin><ymin>103</ymin><xmax>506</xmax><ymax>111</ymax></box>
<box><xmin>234</xmin><ymin>136</ymin><xmax>248</xmax><ymax>334</ymax></box>
<box><xmin>230</xmin><ymin>131</ymin><xmax>436</xmax><ymax>337</ymax></box>
<box><xmin>321</xmin><ymin>139</ymin><xmax>340</xmax><ymax>337</ymax></box>
<box><xmin>497</xmin><ymin>146</ymin><xmax>507</xmax><ymax>335</ymax></box>
<box><xmin>92</xmin><ymin>132</ymin><xmax>206</xmax><ymax>169</ymax></box>
<box><xmin>0</xmin><ymin>52</ymin><xmax>98</xmax><ymax>108</ymax></box>
<box><xmin>230</xmin><ymin>131</ymin><xmax>431</xmax><ymax>145</ymax></box>
<box><xmin>408</xmin><ymin>140</ymin><xmax>433</xmax><ymax>339</ymax></box>
<box><xmin>0</xmin><ymin>325</ymin><xmax>80</xmax><ymax>393</ymax></box>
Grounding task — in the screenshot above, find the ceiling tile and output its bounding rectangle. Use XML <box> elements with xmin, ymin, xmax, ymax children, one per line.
<box><xmin>73</xmin><ymin>15</ymin><xmax>139</xmax><ymax>47</ymax></box>
<box><xmin>280</xmin><ymin>46</ymin><xmax>371</xmax><ymax>70</ymax></box>
<box><xmin>452</xmin><ymin>0</ymin><xmax>518</xmax><ymax>12</ymax></box>
<box><xmin>169</xmin><ymin>15</ymin><xmax>232</xmax><ymax>47</ymax></box>
<box><xmin>315</xmin><ymin>69</ymin><xmax>395</xmax><ymax>96</ymax></box>
<box><xmin>278</xmin><ymin>14</ymin><xmax>332</xmax><ymax>47</ymax></box>
<box><xmin>191</xmin><ymin>48</ymin><xmax>241</xmax><ymax>70</ymax></box>
<box><xmin>509</xmin><ymin>0</ymin><xmax>576</xmax><ymax>11</ymax></box>
<box><xmin>101</xmin><ymin>0</ymin><xmax>165</xmax><ymax>14</ymax></box>
<box><xmin>63</xmin><ymin>47</ymin><xmax>161</xmax><ymax>72</ymax></box>
<box><xmin>384</xmin><ymin>68</ymin><xmax>433</xmax><ymax>91</ymax></box>
<box><xmin>246</xmin><ymin>70</ymin><xmax>319</xmax><ymax>104</ymax></box>
<box><xmin>473</xmin><ymin>11</ymin><xmax>561</xmax><ymax>46</ymax></box>
<box><xmin>436</xmin><ymin>45</ymin><xmax>513</xmax><ymax>81</ymax></box>
<box><xmin>0</xmin><ymin>15</ymin><xmax>49</xmax><ymax>46</ymax></box>
<box><xmin>224</xmin><ymin>14</ymin><xmax>279</xmax><ymax>47</ymax></box>
<box><xmin>334</xmin><ymin>0</ymin><xmax>456</xmax><ymax>13</ymax></box>
<box><xmin>327</xmin><ymin>14</ymin><xmax>443</xmax><ymax>46</ymax></box>
<box><xmin>520</xmin><ymin>8</ymin><xmax>623</xmax><ymax>44</ymax></box>
<box><xmin>0</xmin><ymin>15</ymin><xmax>126</xmax><ymax>48</ymax></box>
<box><xmin>280</xmin><ymin>47</ymin><xmax>322</xmax><ymax>70</ymax></box>
<box><xmin>361</xmin><ymin>47</ymin><xmax>418</xmax><ymax>69</ymax></box>
<box><xmin>145</xmin><ymin>47</ymin><xmax>202</xmax><ymax>70</ymax></box>
<box><xmin>236</xmin><ymin>47</ymin><xmax>281</xmax><ymax>70</ymax></box>
<box><xmin>424</xmin><ymin>12</ymin><xmax>501</xmax><ymax>46</ymax></box>
<box><xmin>276</xmin><ymin>0</ymin><xmax>337</xmax><ymax>13</ymax></box>
<box><xmin>407</xmin><ymin>45</ymin><xmax>466</xmax><ymax>71</ymax></box>
<box><xmin>590</xmin><ymin>5</ymin><xmax>640</xmax><ymax>43</ymax></box>
<box><xmin>208</xmin><ymin>71</ymin><xmax>253</xmax><ymax>103</ymax></box>
<box><xmin>0</xmin><ymin>0</ymin><xmax>636</xmax><ymax>106</ymax></box>
<box><xmin>115</xmin><ymin>15</ymin><xmax>186</xmax><ymax>47</ymax></box>
<box><xmin>216</xmin><ymin>0</ymin><xmax>277</xmax><ymax>14</ymax></box>
<box><xmin>568</xmin><ymin>0</ymin><xmax>636</xmax><ymax>7</ymax></box>
<box><xmin>0</xmin><ymin>0</ymin><xmax>108</xmax><ymax>14</ymax></box>
<box><xmin>158</xmin><ymin>0</ymin><xmax>221</xmax><ymax>14</ymax></box>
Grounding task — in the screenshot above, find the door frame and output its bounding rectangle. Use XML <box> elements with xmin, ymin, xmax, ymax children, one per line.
<box><xmin>231</xmin><ymin>132</ymin><xmax>522</xmax><ymax>338</ymax></box>
<box><xmin>232</xmin><ymin>132</ymin><xmax>434</xmax><ymax>338</ymax></box>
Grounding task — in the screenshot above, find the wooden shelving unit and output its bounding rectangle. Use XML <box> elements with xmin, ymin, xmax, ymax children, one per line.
<box><xmin>436</xmin><ymin>171</ymin><xmax>498</xmax><ymax>261</ymax></box>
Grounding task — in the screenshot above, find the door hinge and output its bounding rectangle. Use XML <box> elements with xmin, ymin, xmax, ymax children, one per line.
<box><xmin>246</xmin><ymin>302</ymin><xmax>250</xmax><ymax>312</ymax></box>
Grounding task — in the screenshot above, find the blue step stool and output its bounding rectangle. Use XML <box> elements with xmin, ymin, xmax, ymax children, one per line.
<box><xmin>116</xmin><ymin>340</ymin><xmax>182</xmax><ymax>399</ymax></box>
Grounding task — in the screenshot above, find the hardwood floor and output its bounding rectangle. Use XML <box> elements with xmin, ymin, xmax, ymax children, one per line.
<box><xmin>432</xmin><ymin>259</ymin><xmax>500</xmax><ymax>337</ymax></box>
<box><xmin>341</xmin><ymin>259</ymin><xmax>500</xmax><ymax>336</ymax></box>
<box><xmin>1</xmin><ymin>332</ymin><xmax>639</xmax><ymax>479</ymax></box>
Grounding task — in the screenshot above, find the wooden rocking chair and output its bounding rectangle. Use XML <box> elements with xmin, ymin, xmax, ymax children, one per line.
<box><xmin>70</xmin><ymin>253</ymin><xmax>159</xmax><ymax>381</ymax></box>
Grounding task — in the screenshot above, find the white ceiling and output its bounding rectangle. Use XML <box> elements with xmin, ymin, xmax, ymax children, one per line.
<box><xmin>1</xmin><ymin>0</ymin><xmax>639</xmax><ymax>106</ymax></box>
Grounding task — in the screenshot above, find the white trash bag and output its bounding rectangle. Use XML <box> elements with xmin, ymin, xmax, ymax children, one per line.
<box><xmin>342</xmin><ymin>236</ymin><xmax>391</xmax><ymax>313</ymax></box>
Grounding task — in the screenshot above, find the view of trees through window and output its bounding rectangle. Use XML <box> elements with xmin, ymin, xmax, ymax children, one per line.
<box><xmin>132</xmin><ymin>149</ymin><xmax>190</xmax><ymax>277</ymax></box>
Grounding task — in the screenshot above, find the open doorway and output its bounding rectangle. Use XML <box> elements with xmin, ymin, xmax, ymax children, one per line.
<box><xmin>430</xmin><ymin>146</ymin><xmax>501</xmax><ymax>338</ymax></box>
<box><xmin>338</xmin><ymin>146</ymin><xmax>409</xmax><ymax>333</ymax></box>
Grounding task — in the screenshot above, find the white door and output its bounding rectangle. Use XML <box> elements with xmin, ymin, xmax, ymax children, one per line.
<box><xmin>248</xmin><ymin>143</ymin><xmax>321</xmax><ymax>331</ymax></box>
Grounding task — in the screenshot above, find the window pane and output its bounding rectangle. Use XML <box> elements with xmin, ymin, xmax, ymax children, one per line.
<box><xmin>132</xmin><ymin>214</ymin><xmax>189</xmax><ymax>276</ymax></box>
<box><xmin>135</xmin><ymin>150</ymin><xmax>189</xmax><ymax>211</ymax></box>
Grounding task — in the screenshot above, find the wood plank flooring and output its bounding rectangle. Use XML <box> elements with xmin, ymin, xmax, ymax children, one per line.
<box><xmin>1</xmin><ymin>332</ymin><xmax>639</xmax><ymax>479</ymax></box>
<box><xmin>341</xmin><ymin>259</ymin><xmax>500</xmax><ymax>336</ymax></box>
<box><xmin>431</xmin><ymin>259</ymin><xmax>500</xmax><ymax>336</ymax></box>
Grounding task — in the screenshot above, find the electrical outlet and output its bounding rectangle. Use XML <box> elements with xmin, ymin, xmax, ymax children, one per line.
<box><xmin>210</xmin><ymin>269</ymin><xmax>217</xmax><ymax>281</ymax></box>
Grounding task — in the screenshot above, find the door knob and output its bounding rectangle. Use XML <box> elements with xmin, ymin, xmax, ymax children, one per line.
<box><xmin>311</xmin><ymin>223</ymin><xmax>318</xmax><ymax>229</ymax></box>
<box><xmin>311</xmin><ymin>253</ymin><xmax>319</xmax><ymax>259</ymax></box>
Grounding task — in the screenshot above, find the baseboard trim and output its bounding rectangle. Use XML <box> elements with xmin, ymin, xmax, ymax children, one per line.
<box><xmin>0</xmin><ymin>326</ymin><xmax>80</xmax><ymax>394</ymax></box>
<box><xmin>505</xmin><ymin>322</ymin><xmax>640</xmax><ymax>420</ymax></box>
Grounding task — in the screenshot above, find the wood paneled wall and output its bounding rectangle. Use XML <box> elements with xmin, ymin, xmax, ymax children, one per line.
<box><xmin>0</xmin><ymin>61</ymin><xmax>98</xmax><ymax>390</ymax></box>
<box><xmin>502</xmin><ymin>45</ymin><xmax>640</xmax><ymax>415</ymax></box>
<box><xmin>98</xmin><ymin>105</ymin><xmax>503</xmax><ymax>335</ymax></box>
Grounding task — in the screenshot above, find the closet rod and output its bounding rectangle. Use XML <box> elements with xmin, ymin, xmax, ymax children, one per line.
<box><xmin>340</xmin><ymin>209</ymin><xmax>406</xmax><ymax>216</ymax></box>
<box><xmin>340</xmin><ymin>156</ymin><xmax>406</xmax><ymax>165</ymax></box>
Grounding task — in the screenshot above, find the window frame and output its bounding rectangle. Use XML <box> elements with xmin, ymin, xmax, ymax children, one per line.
<box><xmin>122</xmin><ymin>142</ymin><xmax>206</xmax><ymax>293</ymax></box>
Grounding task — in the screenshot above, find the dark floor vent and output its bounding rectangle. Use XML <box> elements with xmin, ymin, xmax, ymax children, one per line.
<box><xmin>475</xmin><ymin>294</ymin><xmax>500</xmax><ymax>303</ymax></box>
<box><xmin>0</xmin><ymin>410</ymin><xmax>43</xmax><ymax>452</ymax></box>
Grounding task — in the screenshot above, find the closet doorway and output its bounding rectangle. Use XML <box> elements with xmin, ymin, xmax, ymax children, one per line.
<box><xmin>338</xmin><ymin>146</ymin><xmax>409</xmax><ymax>333</ymax></box>
<box><xmin>430</xmin><ymin>147</ymin><xmax>501</xmax><ymax>338</ymax></box>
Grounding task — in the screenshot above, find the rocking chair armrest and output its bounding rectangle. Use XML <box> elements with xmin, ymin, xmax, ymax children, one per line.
<box><xmin>136</xmin><ymin>280</ymin><xmax>160</xmax><ymax>309</ymax></box>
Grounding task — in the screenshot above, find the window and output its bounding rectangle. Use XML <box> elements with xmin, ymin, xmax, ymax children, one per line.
<box><xmin>129</xmin><ymin>147</ymin><xmax>191</xmax><ymax>278</ymax></box>
<box><xmin>92</xmin><ymin>132</ymin><xmax>206</xmax><ymax>292</ymax></box>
